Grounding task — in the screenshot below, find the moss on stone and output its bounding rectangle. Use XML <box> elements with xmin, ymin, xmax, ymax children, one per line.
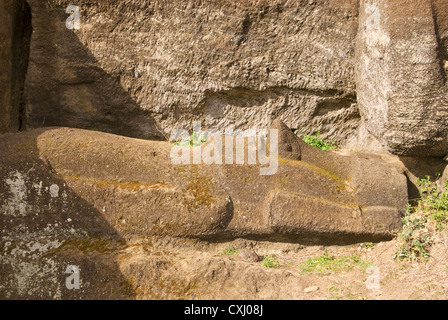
<box><xmin>183</xmin><ymin>175</ymin><xmax>215</xmax><ymax>210</ymax></box>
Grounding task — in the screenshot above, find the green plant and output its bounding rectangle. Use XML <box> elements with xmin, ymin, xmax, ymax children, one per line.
<box><xmin>173</xmin><ymin>131</ymin><xmax>208</xmax><ymax>147</ymax></box>
<box><xmin>297</xmin><ymin>251</ymin><xmax>371</xmax><ymax>276</ymax></box>
<box><xmin>262</xmin><ymin>254</ymin><xmax>280</xmax><ymax>269</ymax></box>
<box><xmin>219</xmin><ymin>247</ymin><xmax>240</xmax><ymax>256</ymax></box>
<box><xmin>418</xmin><ymin>176</ymin><xmax>448</xmax><ymax>230</ymax></box>
<box><xmin>395</xmin><ymin>176</ymin><xmax>448</xmax><ymax>262</ymax></box>
<box><xmin>394</xmin><ymin>205</ymin><xmax>431</xmax><ymax>262</ymax></box>
<box><xmin>362</xmin><ymin>242</ymin><xmax>374</xmax><ymax>250</ymax></box>
<box><xmin>303</xmin><ymin>131</ymin><xmax>338</xmax><ymax>152</ymax></box>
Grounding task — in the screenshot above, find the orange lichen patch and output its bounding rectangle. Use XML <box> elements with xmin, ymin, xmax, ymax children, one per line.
<box><xmin>183</xmin><ymin>175</ymin><xmax>215</xmax><ymax>210</ymax></box>
<box><xmin>278</xmin><ymin>157</ymin><xmax>350</xmax><ymax>192</ymax></box>
<box><xmin>270</xmin><ymin>189</ymin><xmax>360</xmax><ymax>211</ymax></box>
<box><xmin>58</xmin><ymin>237</ymin><xmax>127</xmax><ymax>253</ymax></box>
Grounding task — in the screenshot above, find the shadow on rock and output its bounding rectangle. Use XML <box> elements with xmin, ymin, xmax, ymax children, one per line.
<box><xmin>0</xmin><ymin>129</ymin><xmax>136</xmax><ymax>299</ymax></box>
<box><xmin>24</xmin><ymin>0</ymin><xmax>164</xmax><ymax>141</ymax></box>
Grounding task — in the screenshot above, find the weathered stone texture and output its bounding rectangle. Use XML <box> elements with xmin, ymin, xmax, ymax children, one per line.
<box><xmin>24</xmin><ymin>0</ymin><xmax>360</xmax><ymax>144</ymax></box>
<box><xmin>0</xmin><ymin>0</ymin><xmax>31</xmax><ymax>134</ymax></box>
<box><xmin>356</xmin><ymin>0</ymin><xmax>448</xmax><ymax>156</ymax></box>
<box><xmin>0</xmin><ymin>125</ymin><xmax>408</xmax><ymax>243</ymax></box>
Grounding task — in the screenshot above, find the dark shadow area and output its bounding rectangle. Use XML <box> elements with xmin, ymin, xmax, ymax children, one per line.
<box><xmin>9</xmin><ymin>0</ymin><xmax>32</xmax><ymax>132</ymax></box>
<box><xmin>24</xmin><ymin>1</ymin><xmax>165</xmax><ymax>141</ymax></box>
<box><xmin>404</xmin><ymin>172</ymin><xmax>421</xmax><ymax>203</ymax></box>
<box><xmin>0</xmin><ymin>128</ymin><xmax>136</xmax><ymax>300</ymax></box>
<box><xmin>198</xmin><ymin>231</ymin><xmax>397</xmax><ymax>247</ymax></box>
<box><xmin>399</xmin><ymin>156</ymin><xmax>447</xmax><ymax>203</ymax></box>
<box><xmin>398</xmin><ymin>156</ymin><xmax>447</xmax><ymax>181</ymax></box>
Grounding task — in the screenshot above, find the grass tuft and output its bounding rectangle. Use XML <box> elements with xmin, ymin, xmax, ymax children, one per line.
<box><xmin>394</xmin><ymin>176</ymin><xmax>448</xmax><ymax>262</ymax></box>
<box><xmin>303</xmin><ymin>131</ymin><xmax>338</xmax><ymax>152</ymax></box>
<box><xmin>219</xmin><ymin>247</ymin><xmax>240</xmax><ymax>256</ymax></box>
<box><xmin>262</xmin><ymin>254</ymin><xmax>280</xmax><ymax>269</ymax></box>
<box><xmin>298</xmin><ymin>251</ymin><xmax>371</xmax><ymax>276</ymax></box>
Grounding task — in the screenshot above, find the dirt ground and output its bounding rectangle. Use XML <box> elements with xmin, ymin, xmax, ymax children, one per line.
<box><xmin>107</xmin><ymin>230</ymin><xmax>448</xmax><ymax>300</ymax></box>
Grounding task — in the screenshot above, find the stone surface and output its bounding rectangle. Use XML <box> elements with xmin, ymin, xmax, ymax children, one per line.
<box><xmin>239</xmin><ymin>249</ymin><xmax>262</xmax><ymax>263</ymax></box>
<box><xmin>304</xmin><ymin>286</ymin><xmax>319</xmax><ymax>293</ymax></box>
<box><xmin>0</xmin><ymin>124</ymin><xmax>408</xmax><ymax>242</ymax></box>
<box><xmin>3</xmin><ymin>0</ymin><xmax>448</xmax><ymax>155</ymax></box>
<box><xmin>269</xmin><ymin>118</ymin><xmax>301</xmax><ymax>161</ymax></box>
<box><xmin>23</xmin><ymin>0</ymin><xmax>360</xmax><ymax>145</ymax></box>
<box><xmin>356</xmin><ymin>0</ymin><xmax>448</xmax><ymax>156</ymax></box>
<box><xmin>0</xmin><ymin>124</ymin><xmax>409</xmax><ymax>298</ymax></box>
<box><xmin>437</xmin><ymin>164</ymin><xmax>448</xmax><ymax>192</ymax></box>
<box><xmin>3</xmin><ymin>0</ymin><xmax>447</xmax><ymax>300</ymax></box>
<box><xmin>0</xmin><ymin>0</ymin><xmax>31</xmax><ymax>134</ymax></box>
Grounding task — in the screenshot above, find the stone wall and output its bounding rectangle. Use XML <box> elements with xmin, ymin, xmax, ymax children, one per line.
<box><xmin>24</xmin><ymin>0</ymin><xmax>360</xmax><ymax>144</ymax></box>
<box><xmin>3</xmin><ymin>0</ymin><xmax>448</xmax><ymax>153</ymax></box>
<box><xmin>0</xmin><ymin>0</ymin><xmax>31</xmax><ymax>134</ymax></box>
<box><xmin>356</xmin><ymin>0</ymin><xmax>448</xmax><ymax>156</ymax></box>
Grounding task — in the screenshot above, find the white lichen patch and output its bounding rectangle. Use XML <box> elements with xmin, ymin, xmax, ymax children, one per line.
<box><xmin>49</xmin><ymin>184</ymin><xmax>60</xmax><ymax>198</ymax></box>
<box><xmin>33</xmin><ymin>181</ymin><xmax>43</xmax><ymax>196</ymax></box>
<box><xmin>3</xmin><ymin>171</ymin><xmax>32</xmax><ymax>217</ymax></box>
<box><xmin>2</xmin><ymin>240</ymin><xmax>66</xmax><ymax>299</ymax></box>
<box><xmin>28</xmin><ymin>240</ymin><xmax>63</xmax><ymax>257</ymax></box>
<box><xmin>2</xmin><ymin>170</ymin><xmax>64</xmax><ymax>218</ymax></box>
<box><xmin>7</xmin><ymin>239</ymin><xmax>63</xmax><ymax>259</ymax></box>
<box><xmin>13</xmin><ymin>259</ymin><xmax>62</xmax><ymax>299</ymax></box>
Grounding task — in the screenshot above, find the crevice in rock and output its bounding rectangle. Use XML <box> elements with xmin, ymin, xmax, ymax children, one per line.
<box><xmin>430</xmin><ymin>0</ymin><xmax>448</xmax><ymax>85</ymax></box>
<box><xmin>313</xmin><ymin>98</ymin><xmax>357</xmax><ymax>117</ymax></box>
<box><xmin>10</xmin><ymin>0</ymin><xmax>32</xmax><ymax>132</ymax></box>
<box><xmin>403</xmin><ymin>171</ymin><xmax>421</xmax><ymax>204</ymax></box>
<box><xmin>196</xmin><ymin>232</ymin><xmax>395</xmax><ymax>247</ymax></box>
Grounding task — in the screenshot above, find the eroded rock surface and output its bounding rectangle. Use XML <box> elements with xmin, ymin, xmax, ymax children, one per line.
<box><xmin>356</xmin><ymin>0</ymin><xmax>448</xmax><ymax>156</ymax></box>
<box><xmin>0</xmin><ymin>123</ymin><xmax>408</xmax><ymax>298</ymax></box>
<box><xmin>0</xmin><ymin>0</ymin><xmax>31</xmax><ymax>134</ymax></box>
<box><xmin>2</xmin><ymin>0</ymin><xmax>448</xmax><ymax>154</ymax></box>
<box><xmin>0</xmin><ymin>124</ymin><xmax>407</xmax><ymax>242</ymax></box>
<box><xmin>23</xmin><ymin>0</ymin><xmax>360</xmax><ymax>145</ymax></box>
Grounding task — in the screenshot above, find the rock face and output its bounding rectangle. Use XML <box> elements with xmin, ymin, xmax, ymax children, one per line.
<box><xmin>19</xmin><ymin>0</ymin><xmax>448</xmax><ymax>155</ymax></box>
<box><xmin>356</xmin><ymin>0</ymin><xmax>448</xmax><ymax>156</ymax></box>
<box><xmin>0</xmin><ymin>0</ymin><xmax>32</xmax><ymax>134</ymax></box>
<box><xmin>0</xmin><ymin>124</ymin><xmax>408</xmax><ymax>243</ymax></box>
<box><xmin>23</xmin><ymin>0</ymin><xmax>360</xmax><ymax>144</ymax></box>
<box><xmin>0</xmin><ymin>0</ymin><xmax>446</xmax><ymax>300</ymax></box>
<box><xmin>2</xmin><ymin>0</ymin><xmax>448</xmax><ymax>154</ymax></box>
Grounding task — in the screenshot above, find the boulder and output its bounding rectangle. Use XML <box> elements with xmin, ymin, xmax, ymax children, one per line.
<box><xmin>356</xmin><ymin>0</ymin><xmax>448</xmax><ymax>156</ymax></box>
<box><xmin>0</xmin><ymin>122</ymin><xmax>409</xmax><ymax>299</ymax></box>
<box><xmin>0</xmin><ymin>123</ymin><xmax>408</xmax><ymax>243</ymax></box>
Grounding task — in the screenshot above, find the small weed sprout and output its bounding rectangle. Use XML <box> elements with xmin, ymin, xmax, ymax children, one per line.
<box><xmin>303</xmin><ymin>131</ymin><xmax>338</xmax><ymax>152</ymax></box>
<box><xmin>297</xmin><ymin>251</ymin><xmax>371</xmax><ymax>276</ymax></box>
<box><xmin>394</xmin><ymin>204</ymin><xmax>431</xmax><ymax>262</ymax></box>
<box><xmin>219</xmin><ymin>247</ymin><xmax>240</xmax><ymax>256</ymax></box>
<box><xmin>418</xmin><ymin>176</ymin><xmax>448</xmax><ymax>230</ymax></box>
<box><xmin>173</xmin><ymin>131</ymin><xmax>208</xmax><ymax>147</ymax></box>
<box><xmin>262</xmin><ymin>254</ymin><xmax>280</xmax><ymax>269</ymax></box>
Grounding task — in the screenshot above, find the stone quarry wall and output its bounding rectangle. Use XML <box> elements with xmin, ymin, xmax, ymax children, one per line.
<box><xmin>23</xmin><ymin>0</ymin><xmax>361</xmax><ymax>145</ymax></box>
<box><xmin>2</xmin><ymin>0</ymin><xmax>448</xmax><ymax>300</ymax></box>
<box><xmin>0</xmin><ymin>0</ymin><xmax>31</xmax><ymax>134</ymax></box>
<box><xmin>2</xmin><ymin>0</ymin><xmax>448</xmax><ymax>156</ymax></box>
<box><xmin>356</xmin><ymin>0</ymin><xmax>448</xmax><ymax>156</ymax></box>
